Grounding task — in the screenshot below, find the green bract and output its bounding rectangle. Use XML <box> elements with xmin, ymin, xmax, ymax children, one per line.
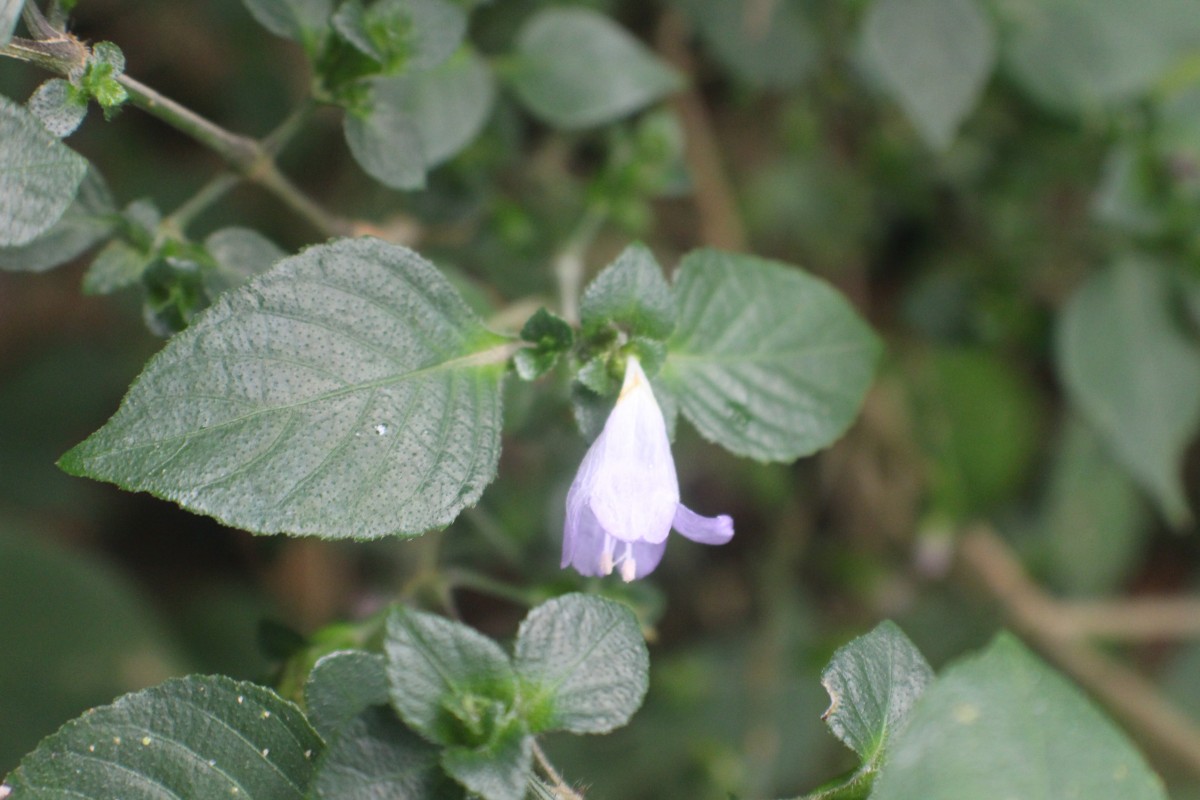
<box><xmin>60</xmin><ymin>237</ymin><xmax>511</xmax><ymax>540</ymax></box>
<box><xmin>580</xmin><ymin>242</ymin><xmax>675</xmax><ymax>341</ymax></box>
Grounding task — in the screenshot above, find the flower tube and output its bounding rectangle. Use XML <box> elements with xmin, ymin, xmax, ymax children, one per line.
<box><xmin>562</xmin><ymin>355</ymin><xmax>734</xmax><ymax>581</ymax></box>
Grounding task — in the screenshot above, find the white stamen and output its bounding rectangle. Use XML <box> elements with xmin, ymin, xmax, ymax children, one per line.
<box><xmin>599</xmin><ymin>550</ymin><xmax>614</xmax><ymax>575</ymax></box>
<box><xmin>620</xmin><ymin>557</ymin><xmax>637</xmax><ymax>582</ymax></box>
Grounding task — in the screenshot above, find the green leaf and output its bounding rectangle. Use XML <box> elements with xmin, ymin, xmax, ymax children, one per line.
<box><xmin>80</xmin><ymin>42</ymin><xmax>129</xmax><ymax>114</ymax></box>
<box><xmin>59</xmin><ymin>237</ymin><xmax>511</xmax><ymax>540</ymax></box>
<box><xmin>384</xmin><ymin>605</ymin><xmax>519</xmax><ymax>747</ymax></box>
<box><xmin>1</xmin><ymin>0</ymin><xmax>23</xmax><ymax>48</ymax></box>
<box><xmin>862</xmin><ymin>0</ymin><xmax>995</xmax><ymax>150</ymax></box>
<box><xmin>1038</xmin><ymin>415</ymin><xmax>1148</xmax><ymax>596</ymax></box>
<box><xmin>0</xmin><ymin>526</ymin><xmax>187</xmax><ymax>771</ymax></box>
<box><xmin>344</xmin><ymin>99</ymin><xmax>425</xmax><ymax>190</ymax></box>
<box><xmin>85</xmin><ymin>239</ymin><xmax>152</xmax><ymax>294</ymax></box>
<box><xmin>675</xmin><ymin>0</ymin><xmax>818</xmax><ymax>89</ymax></box>
<box><xmin>820</xmin><ymin>622</ymin><xmax>932</xmax><ymax>767</ymax></box>
<box><xmin>908</xmin><ymin>347</ymin><xmax>1042</xmax><ymax>519</ymax></box>
<box><xmin>311</xmin><ymin>706</ymin><xmax>464</xmax><ymax>799</ymax></box>
<box><xmin>580</xmin><ymin>242</ymin><xmax>675</xmax><ymax>340</ymax></box>
<box><xmin>304</xmin><ymin>650</ymin><xmax>389</xmax><ymax>741</ymax></box>
<box><xmin>510</xmin><ymin>7</ymin><xmax>682</xmax><ymax>130</ymax></box>
<box><xmin>3</xmin><ymin>675</ymin><xmax>324</xmax><ymax>799</ymax></box>
<box><xmin>998</xmin><ymin>0</ymin><xmax>1200</xmax><ymax>115</ymax></box>
<box><xmin>242</xmin><ymin>0</ymin><xmax>332</xmax><ymax>48</ymax></box>
<box><xmin>870</xmin><ymin>633</ymin><xmax>1168</xmax><ymax>800</ymax></box>
<box><xmin>0</xmin><ymin>166</ymin><xmax>115</xmax><ymax>272</ymax></box>
<box><xmin>514</xmin><ymin>594</ymin><xmax>649</xmax><ymax>735</ymax></box>
<box><xmin>0</xmin><ymin>94</ymin><xmax>89</xmax><ymax>247</ymax></box>
<box><xmin>403</xmin><ymin>49</ymin><xmax>494</xmax><ymax>165</ymax></box>
<box><xmin>659</xmin><ymin>249</ymin><xmax>880</xmax><ymax>462</ymax></box>
<box><xmin>204</xmin><ymin>226</ymin><xmax>287</xmax><ymax>296</ymax></box>
<box><xmin>1056</xmin><ymin>257</ymin><xmax>1200</xmax><ymax>526</ymax></box>
<box><xmin>28</xmin><ymin>79</ymin><xmax>88</xmax><ymax>138</ymax></box>
<box><xmin>332</xmin><ymin>0</ymin><xmax>465</xmax><ymax>72</ymax></box>
<box><xmin>515</xmin><ymin>307</ymin><xmax>573</xmax><ymax>380</ymax></box>
<box><xmin>439</xmin><ymin>716</ymin><xmax>531</xmax><ymax>800</ymax></box>
<box><xmin>345</xmin><ymin>50</ymin><xmax>495</xmax><ymax>189</ymax></box>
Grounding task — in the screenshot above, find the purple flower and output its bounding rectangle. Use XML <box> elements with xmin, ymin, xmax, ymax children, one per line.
<box><xmin>563</xmin><ymin>355</ymin><xmax>734</xmax><ymax>581</ymax></box>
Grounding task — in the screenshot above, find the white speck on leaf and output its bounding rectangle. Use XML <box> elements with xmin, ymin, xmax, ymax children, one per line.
<box><xmin>953</xmin><ymin>703</ymin><xmax>980</xmax><ymax>724</ymax></box>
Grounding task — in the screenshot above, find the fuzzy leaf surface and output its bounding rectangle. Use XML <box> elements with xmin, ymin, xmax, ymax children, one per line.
<box><xmin>871</xmin><ymin>634</ymin><xmax>1167</xmax><ymax>800</ymax></box>
<box><xmin>3</xmin><ymin>675</ymin><xmax>323</xmax><ymax>799</ymax></box>
<box><xmin>304</xmin><ymin>650</ymin><xmax>389</xmax><ymax>742</ymax></box>
<box><xmin>310</xmin><ymin>706</ymin><xmax>464</xmax><ymax>800</ymax></box>
<box><xmin>514</xmin><ymin>594</ymin><xmax>649</xmax><ymax>734</ymax></box>
<box><xmin>60</xmin><ymin>238</ymin><xmax>509</xmax><ymax>540</ymax></box>
<box><xmin>0</xmin><ymin>166</ymin><xmax>114</xmax><ymax>272</ymax></box>
<box><xmin>821</xmin><ymin>621</ymin><xmax>932</xmax><ymax>765</ymax></box>
<box><xmin>0</xmin><ymin>94</ymin><xmax>89</xmax><ymax>247</ymax></box>
<box><xmin>660</xmin><ymin>249</ymin><xmax>880</xmax><ymax>462</ymax></box>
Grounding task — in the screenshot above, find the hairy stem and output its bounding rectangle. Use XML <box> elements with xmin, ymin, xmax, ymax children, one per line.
<box><xmin>531</xmin><ymin>740</ymin><xmax>585</xmax><ymax>800</ymax></box>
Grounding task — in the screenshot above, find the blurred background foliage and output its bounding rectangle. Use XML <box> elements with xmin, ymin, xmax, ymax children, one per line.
<box><xmin>2</xmin><ymin>0</ymin><xmax>1200</xmax><ymax>797</ymax></box>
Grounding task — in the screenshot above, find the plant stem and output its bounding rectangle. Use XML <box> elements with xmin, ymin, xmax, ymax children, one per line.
<box><xmin>117</xmin><ymin>74</ymin><xmax>260</xmax><ymax>170</ymax></box>
<box><xmin>163</xmin><ymin>173</ymin><xmax>241</xmax><ymax>234</ymax></box>
<box><xmin>117</xmin><ymin>74</ymin><xmax>354</xmax><ymax>237</ymax></box>
<box><xmin>956</xmin><ymin>526</ymin><xmax>1200</xmax><ymax>780</ymax></box>
<box><xmin>531</xmin><ymin>740</ymin><xmax>584</xmax><ymax>800</ymax></box>
<box><xmin>444</xmin><ymin>567</ymin><xmax>540</xmax><ymax>607</ymax></box>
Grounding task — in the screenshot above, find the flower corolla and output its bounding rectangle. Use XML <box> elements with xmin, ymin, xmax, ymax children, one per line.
<box><xmin>562</xmin><ymin>355</ymin><xmax>733</xmax><ymax>581</ymax></box>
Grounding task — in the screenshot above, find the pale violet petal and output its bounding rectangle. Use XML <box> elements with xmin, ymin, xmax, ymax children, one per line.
<box><xmin>629</xmin><ymin>538</ymin><xmax>668</xmax><ymax>579</ymax></box>
<box><xmin>564</xmin><ymin>504</ymin><xmax>610</xmax><ymax>576</ymax></box>
<box><xmin>587</xmin><ymin>357</ymin><xmax>679</xmax><ymax>544</ymax></box>
<box><xmin>672</xmin><ymin>504</ymin><xmax>734</xmax><ymax>545</ymax></box>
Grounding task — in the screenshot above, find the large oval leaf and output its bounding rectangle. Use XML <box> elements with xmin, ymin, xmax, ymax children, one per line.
<box><xmin>660</xmin><ymin>249</ymin><xmax>880</xmax><ymax>462</ymax></box>
<box><xmin>510</xmin><ymin>8</ymin><xmax>681</xmax><ymax>130</ymax></box>
<box><xmin>862</xmin><ymin>0</ymin><xmax>996</xmax><ymax>150</ymax></box>
<box><xmin>3</xmin><ymin>675</ymin><xmax>323</xmax><ymax>799</ymax></box>
<box><xmin>870</xmin><ymin>634</ymin><xmax>1167</xmax><ymax>800</ymax></box>
<box><xmin>0</xmin><ymin>94</ymin><xmax>89</xmax><ymax>247</ymax></box>
<box><xmin>1056</xmin><ymin>257</ymin><xmax>1200</xmax><ymax>526</ymax></box>
<box><xmin>60</xmin><ymin>237</ymin><xmax>511</xmax><ymax>539</ymax></box>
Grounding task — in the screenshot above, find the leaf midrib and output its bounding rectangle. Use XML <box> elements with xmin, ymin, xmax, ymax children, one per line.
<box><xmin>71</xmin><ymin>341</ymin><xmax>515</xmax><ymax>463</ymax></box>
